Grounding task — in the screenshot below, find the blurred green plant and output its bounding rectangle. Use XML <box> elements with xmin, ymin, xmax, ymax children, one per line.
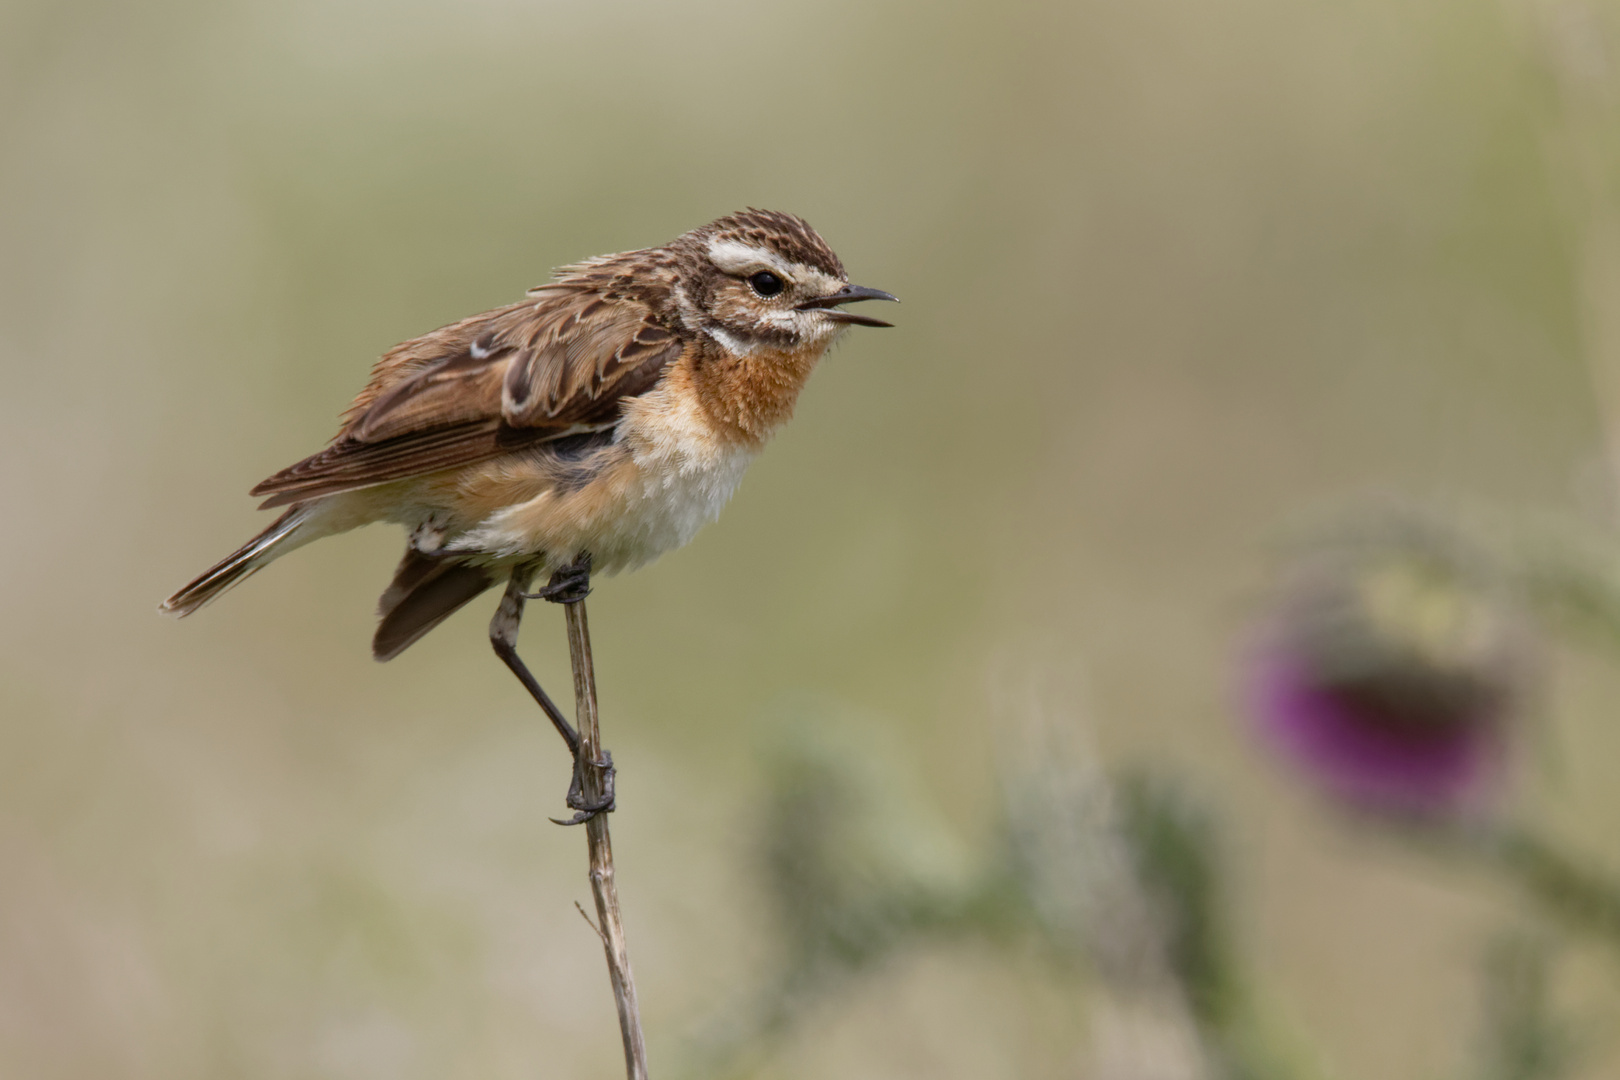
<box><xmin>693</xmin><ymin>501</ymin><xmax>1620</xmax><ymax>1078</ymax></box>
<box><xmin>683</xmin><ymin>707</ymin><xmax>1311</xmax><ymax>1080</ymax></box>
<box><xmin>1472</xmin><ymin>933</ymin><xmax>1573</xmax><ymax>1080</ymax></box>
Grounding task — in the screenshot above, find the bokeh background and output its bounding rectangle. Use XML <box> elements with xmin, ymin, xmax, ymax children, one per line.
<box><xmin>4</xmin><ymin>0</ymin><xmax>1620</xmax><ymax>1077</ymax></box>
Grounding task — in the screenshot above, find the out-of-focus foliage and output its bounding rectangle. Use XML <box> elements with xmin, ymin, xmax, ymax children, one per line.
<box><xmin>716</xmin><ymin>638</ymin><xmax>1620</xmax><ymax>1076</ymax></box>
<box><xmin>1474</xmin><ymin>934</ymin><xmax>1572</xmax><ymax>1080</ymax></box>
<box><xmin>700</xmin><ymin>704</ymin><xmax>1307</xmax><ymax>1080</ymax></box>
<box><xmin>1249</xmin><ymin>513</ymin><xmax>1534</xmax><ymax>815</ymax></box>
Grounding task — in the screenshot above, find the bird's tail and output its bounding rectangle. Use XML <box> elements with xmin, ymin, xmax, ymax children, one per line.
<box><xmin>371</xmin><ymin>548</ymin><xmax>496</xmax><ymax>661</ymax></box>
<box><xmin>159</xmin><ymin>507</ymin><xmax>316</xmax><ymax>617</ymax></box>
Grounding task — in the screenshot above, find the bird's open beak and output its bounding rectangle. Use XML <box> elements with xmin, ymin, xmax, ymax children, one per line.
<box><xmin>797</xmin><ymin>285</ymin><xmax>899</xmax><ymax>328</ymax></box>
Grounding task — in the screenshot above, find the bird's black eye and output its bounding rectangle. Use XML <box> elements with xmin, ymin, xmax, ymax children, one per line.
<box><xmin>748</xmin><ymin>270</ymin><xmax>784</xmax><ymax>298</ymax></box>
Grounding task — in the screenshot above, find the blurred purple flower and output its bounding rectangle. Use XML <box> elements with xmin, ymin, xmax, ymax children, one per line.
<box><xmin>1249</xmin><ymin>528</ymin><xmax>1532</xmax><ymax>816</ymax></box>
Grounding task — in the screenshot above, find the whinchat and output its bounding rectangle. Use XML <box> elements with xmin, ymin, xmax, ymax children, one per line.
<box><xmin>161</xmin><ymin>209</ymin><xmax>896</xmax><ymax>817</ymax></box>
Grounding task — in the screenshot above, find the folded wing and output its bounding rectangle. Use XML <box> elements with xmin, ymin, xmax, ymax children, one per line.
<box><xmin>251</xmin><ymin>287</ymin><xmax>683</xmax><ymax>508</ymax></box>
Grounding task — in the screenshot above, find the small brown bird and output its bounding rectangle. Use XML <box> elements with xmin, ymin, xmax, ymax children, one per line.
<box><xmin>161</xmin><ymin>208</ymin><xmax>895</xmax><ymax>817</ymax></box>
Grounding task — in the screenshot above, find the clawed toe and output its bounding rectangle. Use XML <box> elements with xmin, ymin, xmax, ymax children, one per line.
<box><xmin>551</xmin><ymin>750</ymin><xmax>615</xmax><ymax>826</ymax></box>
<box><xmin>522</xmin><ymin>556</ymin><xmax>593</xmax><ymax>604</ymax></box>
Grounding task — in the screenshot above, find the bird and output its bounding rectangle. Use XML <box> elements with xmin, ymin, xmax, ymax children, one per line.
<box><xmin>160</xmin><ymin>208</ymin><xmax>897</xmax><ymax>819</ymax></box>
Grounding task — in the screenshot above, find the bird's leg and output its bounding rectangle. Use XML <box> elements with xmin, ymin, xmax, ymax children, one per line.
<box><xmin>489</xmin><ymin>567</ymin><xmax>613</xmax><ymax>823</ymax></box>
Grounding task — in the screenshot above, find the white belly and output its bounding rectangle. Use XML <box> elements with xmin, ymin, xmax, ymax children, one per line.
<box><xmin>447</xmin><ymin>387</ymin><xmax>758</xmax><ymax>573</ymax></box>
<box><xmin>592</xmin><ymin>436</ymin><xmax>755</xmax><ymax>572</ymax></box>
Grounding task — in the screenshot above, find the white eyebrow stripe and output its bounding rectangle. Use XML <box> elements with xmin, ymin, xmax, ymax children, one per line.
<box><xmin>706</xmin><ymin>238</ymin><xmax>794</xmax><ymax>276</ymax></box>
<box><xmin>706</xmin><ymin>238</ymin><xmax>847</xmax><ymax>297</ymax></box>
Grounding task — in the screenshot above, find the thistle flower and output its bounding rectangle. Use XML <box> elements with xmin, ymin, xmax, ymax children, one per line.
<box><xmin>1249</xmin><ymin>525</ymin><xmax>1533</xmax><ymax>816</ymax></box>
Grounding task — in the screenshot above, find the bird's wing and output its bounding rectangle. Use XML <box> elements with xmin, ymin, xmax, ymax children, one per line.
<box><xmin>250</xmin><ymin>288</ymin><xmax>683</xmax><ymax>508</ymax></box>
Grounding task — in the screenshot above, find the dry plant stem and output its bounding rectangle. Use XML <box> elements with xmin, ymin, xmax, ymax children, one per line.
<box><xmin>562</xmin><ymin>595</ymin><xmax>650</xmax><ymax>1080</ymax></box>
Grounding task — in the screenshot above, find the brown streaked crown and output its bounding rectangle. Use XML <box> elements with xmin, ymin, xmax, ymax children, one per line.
<box><xmin>681</xmin><ymin>209</ymin><xmax>847</xmax><ymax>280</ymax></box>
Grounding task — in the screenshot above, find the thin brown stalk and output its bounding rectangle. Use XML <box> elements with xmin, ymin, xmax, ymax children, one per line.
<box><xmin>562</xmin><ymin>595</ymin><xmax>650</xmax><ymax>1080</ymax></box>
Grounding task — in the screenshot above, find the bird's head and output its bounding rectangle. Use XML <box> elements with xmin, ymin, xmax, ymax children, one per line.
<box><xmin>670</xmin><ymin>209</ymin><xmax>897</xmax><ymax>355</ymax></box>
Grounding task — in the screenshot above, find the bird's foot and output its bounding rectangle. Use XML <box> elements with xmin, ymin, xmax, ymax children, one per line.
<box><xmin>523</xmin><ymin>555</ymin><xmax>592</xmax><ymax>604</ymax></box>
<box><xmin>550</xmin><ymin>749</ymin><xmax>616</xmax><ymax>826</ymax></box>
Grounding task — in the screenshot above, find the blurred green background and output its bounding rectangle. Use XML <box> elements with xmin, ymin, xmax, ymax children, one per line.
<box><xmin>4</xmin><ymin>0</ymin><xmax>1619</xmax><ymax>1077</ymax></box>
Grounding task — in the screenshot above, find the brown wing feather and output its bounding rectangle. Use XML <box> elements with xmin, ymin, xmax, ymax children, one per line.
<box><xmin>501</xmin><ymin>298</ymin><xmax>678</xmax><ymax>426</ymax></box>
<box><xmin>254</xmin><ymin>421</ymin><xmax>517</xmax><ymax>508</ymax></box>
<box><xmin>335</xmin><ymin>300</ymin><xmax>530</xmax><ymax>431</ymax></box>
<box><xmin>350</xmin><ymin>345</ymin><xmax>514</xmax><ymax>443</ymax></box>
<box><xmin>250</xmin><ymin>284</ymin><xmax>683</xmax><ymax>506</ymax></box>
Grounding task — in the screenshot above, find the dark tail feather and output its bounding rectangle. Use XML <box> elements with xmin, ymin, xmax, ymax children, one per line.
<box><xmin>159</xmin><ymin>508</ymin><xmax>310</xmax><ymax>617</ymax></box>
<box><xmin>372</xmin><ymin>549</ymin><xmax>496</xmax><ymax>662</ymax></box>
